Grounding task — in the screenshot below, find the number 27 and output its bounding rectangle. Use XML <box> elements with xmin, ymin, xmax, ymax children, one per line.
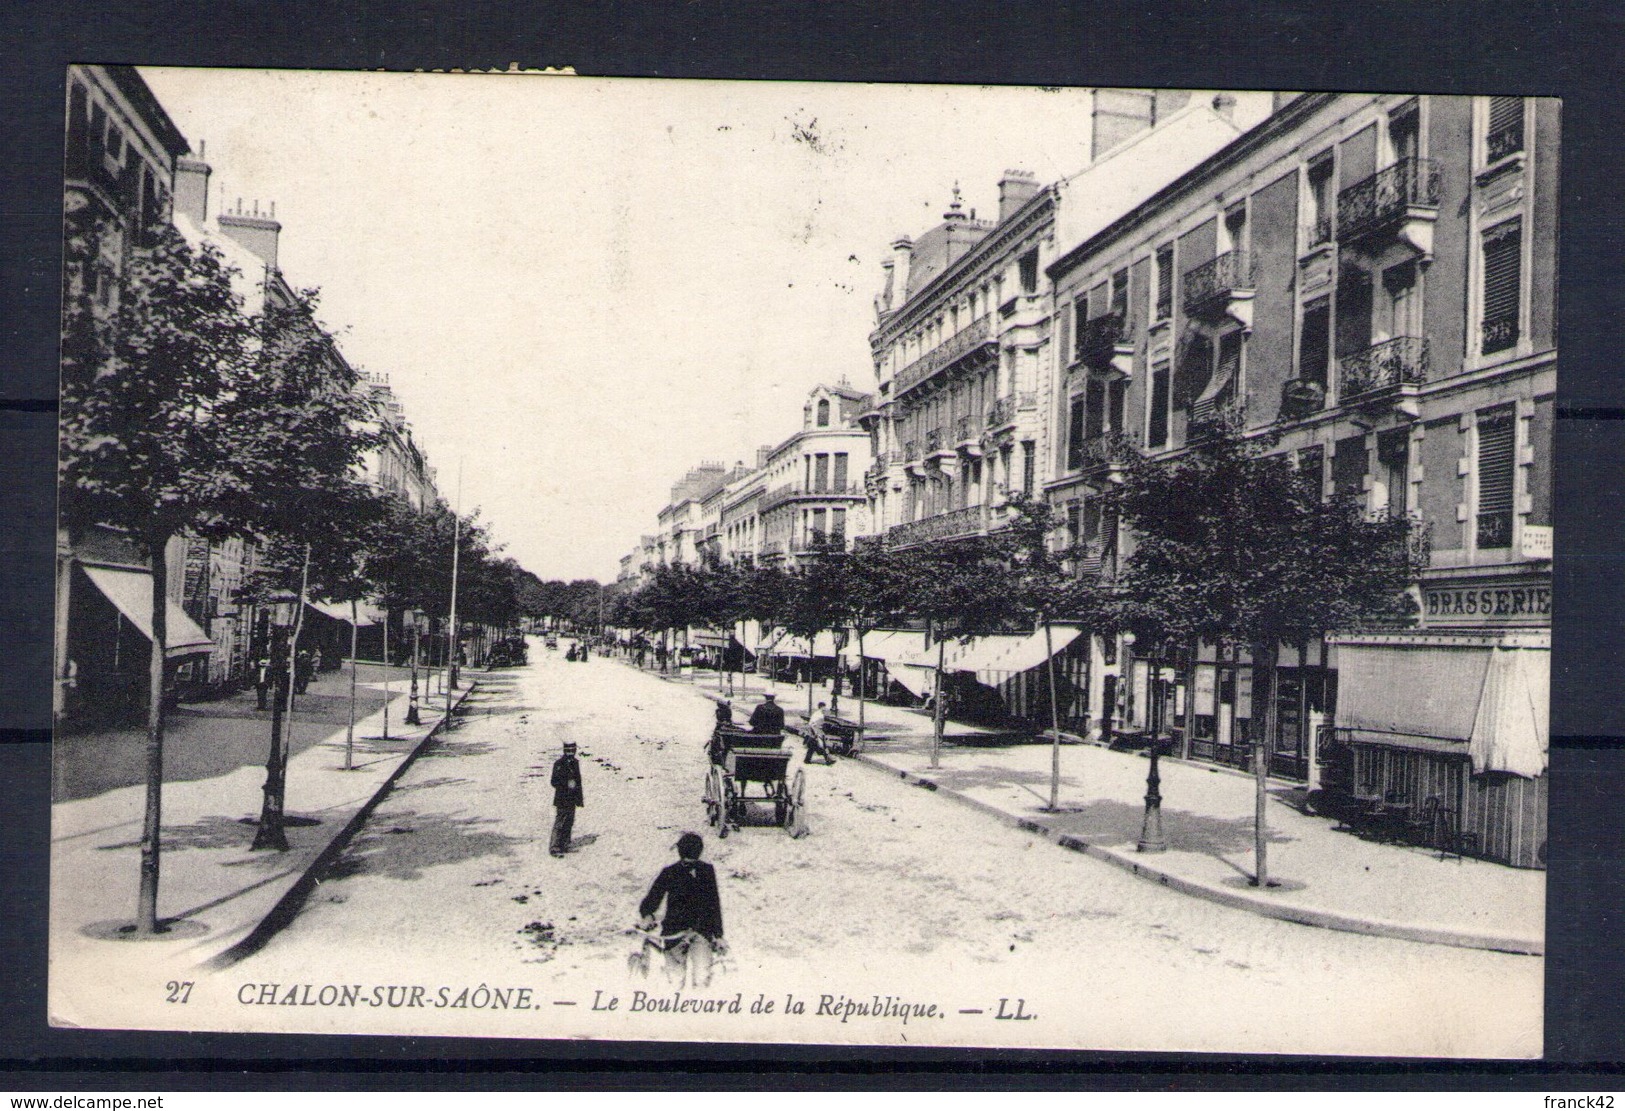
<box><xmin>165</xmin><ymin>980</ymin><xmax>193</xmax><ymax>1003</ymax></box>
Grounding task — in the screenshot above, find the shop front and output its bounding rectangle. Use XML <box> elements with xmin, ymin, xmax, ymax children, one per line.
<box><xmin>1330</xmin><ymin>628</ymin><xmax>1548</xmax><ymax>868</ymax></box>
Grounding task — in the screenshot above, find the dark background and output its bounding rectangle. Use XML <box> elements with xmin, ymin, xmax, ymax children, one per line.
<box><xmin>3</xmin><ymin>0</ymin><xmax>1621</xmax><ymax>1089</ymax></box>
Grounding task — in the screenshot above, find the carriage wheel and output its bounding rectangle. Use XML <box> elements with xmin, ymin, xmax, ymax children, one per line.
<box><xmin>786</xmin><ymin>769</ymin><xmax>808</xmax><ymax>838</ymax></box>
<box><xmin>720</xmin><ymin>773</ymin><xmax>739</xmax><ymax>837</ymax></box>
<box><xmin>705</xmin><ymin>766</ymin><xmax>725</xmax><ymax>834</ymax></box>
<box><xmin>774</xmin><ymin>779</ymin><xmax>790</xmax><ymax>826</ymax></box>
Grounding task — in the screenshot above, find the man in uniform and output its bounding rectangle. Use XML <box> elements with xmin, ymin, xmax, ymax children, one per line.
<box><xmin>549</xmin><ymin>741</ymin><xmax>584</xmax><ymax>856</ymax></box>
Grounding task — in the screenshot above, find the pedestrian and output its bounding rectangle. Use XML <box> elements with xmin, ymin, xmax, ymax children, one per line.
<box><xmin>549</xmin><ymin>741</ymin><xmax>584</xmax><ymax>856</ymax></box>
<box><xmin>254</xmin><ymin>652</ymin><xmax>271</xmax><ymax>710</ymax></box>
<box><xmin>748</xmin><ymin>691</ymin><xmax>785</xmax><ymax>734</ymax></box>
<box><xmin>294</xmin><ymin>647</ymin><xmax>314</xmax><ymax>695</ymax></box>
<box><xmin>637</xmin><ymin>831</ymin><xmax>726</xmax><ymax>987</ymax></box>
<box><xmin>804</xmin><ymin>701</ymin><xmax>834</xmax><ymax>765</ymax></box>
<box><xmin>714</xmin><ymin>699</ymin><xmax>733</xmax><ymax>728</ymax></box>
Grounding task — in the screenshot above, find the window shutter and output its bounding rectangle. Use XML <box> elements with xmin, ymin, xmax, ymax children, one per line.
<box><xmin>1155</xmin><ymin>244</ymin><xmax>1174</xmax><ymax>320</ymax></box>
<box><xmin>1067</xmin><ymin>396</ymin><xmax>1086</xmax><ymax>470</ymax></box>
<box><xmin>1486</xmin><ymin>96</ymin><xmax>1524</xmax><ymax>162</ymax></box>
<box><xmin>1476</xmin><ymin>411</ymin><xmax>1515</xmax><ymax>547</ymax></box>
<box><xmin>1482</xmin><ymin>219</ymin><xmax>1522</xmax><ymax>354</ymax></box>
<box><xmin>1148</xmin><ymin>362</ymin><xmax>1171</xmax><ymax>448</ymax></box>
<box><xmin>1299</xmin><ymin>298</ymin><xmax>1331</xmax><ymax>385</ymax></box>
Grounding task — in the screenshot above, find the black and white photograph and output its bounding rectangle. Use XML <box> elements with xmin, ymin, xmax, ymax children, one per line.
<box><xmin>48</xmin><ymin>68</ymin><xmax>1553</xmax><ymax>1058</ymax></box>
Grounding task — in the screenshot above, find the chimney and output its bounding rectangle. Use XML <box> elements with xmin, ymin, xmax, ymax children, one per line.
<box><xmin>876</xmin><ymin>258</ymin><xmax>896</xmax><ymax>313</ymax></box>
<box><xmin>997</xmin><ymin>169</ymin><xmax>1041</xmax><ymax>222</ymax></box>
<box><xmin>1211</xmin><ymin>92</ymin><xmax>1237</xmax><ymax>122</ymax></box>
<box><xmin>217</xmin><ymin>198</ymin><xmax>282</xmax><ymax>270</ymax></box>
<box><xmin>889</xmin><ymin>236</ymin><xmax>913</xmax><ymax>302</ymax></box>
<box><xmin>172</xmin><ymin>157</ymin><xmax>211</xmax><ymax>224</ymax></box>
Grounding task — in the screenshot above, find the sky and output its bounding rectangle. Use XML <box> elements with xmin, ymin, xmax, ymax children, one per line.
<box><xmin>140</xmin><ymin>68</ymin><xmax>1113</xmax><ymax>583</ymax></box>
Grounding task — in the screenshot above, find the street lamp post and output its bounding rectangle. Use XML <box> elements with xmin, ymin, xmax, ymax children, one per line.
<box><xmin>830</xmin><ymin>627</ymin><xmax>849</xmax><ymax>716</ymax></box>
<box><xmin>405</xmin><ymin>612</ymin><xmax>421</xmax><ymax>726</ymax></box>
<box><xmin>252</xmin><ymin>585</ymin><xmax>303</xmax><ymax>851</ymax></box>
<box><xmin>1130</xmin><ymin>633</ymin><xmax>1168</xmax><ymax>853</ymax></box>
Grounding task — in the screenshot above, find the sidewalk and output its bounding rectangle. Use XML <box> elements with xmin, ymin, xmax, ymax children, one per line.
<box><xmin>676</xmin><ymin>672</ymin><xmax>1544</xmax><ymax>956</ymax></box>
<box><xmin>49</xmin><ymin>663</ymin><xmax>480</xmax><ymax>982</ymax></box>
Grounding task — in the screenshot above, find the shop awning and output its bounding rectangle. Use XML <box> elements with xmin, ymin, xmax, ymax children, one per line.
<box><xmin>777</xmin><ymin>630</ymin><xmax>842</xmax><ymax>658</ymax></box>
<box><xmin>82</xmin><ymin>564</ymin><xmax>213</xmax><ymax>659</ymax></box>
<box><xmin>691</xmin><ymin>631</ymin><xmax>729</xmax><ymax>648</ymax></box>
<box><xmin>1333</xmin><ymin>635</ymin><xmax>1550</xmax><ymax>778</ymax></box>
<box><xmin>858</xmin><ymin>630</ymin><xmax>929</xmax><ymax>666</ymax></box>
<box><xmin>1470</xmin><ymin>645</ymin><xmax>1549</xmax><ymax>778</ymax></box>
<box><xmin>308</xmin><ymin>599</ymin><xmax>386</xmax><ymax>625</ymax></box>
<box><xmin>948</xmin><ymin>625</ymin><xmax>1087</xmax><ymax>679</ymax></box>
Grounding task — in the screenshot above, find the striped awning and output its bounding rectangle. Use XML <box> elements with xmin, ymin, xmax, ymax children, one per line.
<box><xmin>81</xmin><ymin>564</ymin><xmax>213</xmax><ymax>659</ymax></box>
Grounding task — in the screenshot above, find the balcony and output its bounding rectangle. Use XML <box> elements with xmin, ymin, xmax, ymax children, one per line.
<box><xmin>1076</xmin><ymin>312</ymin><xmax>1134</xmax><ymax>377</ymax></box>
<box><xmin>1278</xmin><ymin>377</ymin><xmax>1327</xmax><ymax>422</ymax></box>
<box><xmin>894</xmin><ymin>317</ymin><xmax>997</xmax><ymax>396</ymax></box>
<box><xmin>953</xmin><ymin>414</ymin><xmax>983</xmax><ymax>455</ymax></box>
<box><xmin>884</xmin><ymin>505</ymin><xmax>984</xmax><ymax>549</ymax></box>
<box><xmin>1075</xmin><ymin>432</ymin><xmax>1138</xmax><ymax>479</ymax></box>
<box><xmin>759</xmin><ymin>540</ymin><xmax>785</xmax><ymax>557</ymax></box>
<box><xmin>924</xmin><ymin>427</ymin><xmax>951</xmax><ymax>459</ymax></box>
<box><xmin>1182</xmin><ymin>250</ymin><xmax>1257</xmax><ymax>331</ymax></box>
<box><xmin>795</xmin><ymin>529</ymin><xmax>848</xmax><ymax>554</ymax></box>
<box><xmin>759</xmin><ymin>480</ymin><xmax>867</xmax><ymax>513</ymax></box>
<box><xmin>1338</xmin><ymin>336</ymin><xmax>1429</xmax><ymax>412</ymax></box>
<box><xmin>1337</xmin><ymin>158</ymin><xmax>1442</xmax><ymax>260</ymax></box>
<box><xmin>986</xmin><ymin>391</ymin><xmax>1038</xmax><ymax>430</ymax></box>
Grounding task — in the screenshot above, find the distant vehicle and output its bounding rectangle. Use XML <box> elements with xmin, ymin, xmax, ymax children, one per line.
<box><xmin>487</xmin><ymin>637</ymin><xmax>530</xmax><ymax>668</ymax></box>
<box><xmin>545</xmin><ymin>636</ymin><xmax>559</xmax><ymax>650</ymax></box>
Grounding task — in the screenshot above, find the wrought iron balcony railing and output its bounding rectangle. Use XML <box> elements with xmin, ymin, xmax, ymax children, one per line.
<box><xmin>924</xmin><ymin>428</ymin><xmax>945</xmax><ymax>455</ymax></box>
<box><xmin>1075</xmin><ymin>312</ymin><xmax>1129</xmax><ymax>367</ymax></box>
<box><xmin>986</xmin><ymin>391</ymin><xmax>1037</xmax><ymax>429</ymax></box>
<box><xmin>954</xmin><ymin>415</ymin><xmax>976</xmax><ymax>444</ymax></box>
<box><xmin>1337</xmin><ymin>158</ymin><xmax>1442</xmax><ymax>245</ymax></box>
<box><xmin>894</xmin><ymin>317</ymin><xmax>996</xmax><ymax>395</ymax></box>
<box><xmin>1077</xmin><ymin>431</ymin><xmax>1138</xmax><ymax>473</ymax></box>
<box><xmin>798</xmin><ymin>529</ymin><xmax>848</xmax><ymax>552</ymax></box>
<box><xmin>885</xmin><ymin>505</ymin><xmax>984</xmax><ymax>548</ymax></box>
<box><xmin>1182</xmin><ymin>250</ymin><xmax>1256</xmax><ymax>314</ymax></box>
<box><xmin>903</xmin><ymin>439</ymin><xmax>920</xmax><ymax>463</ymax></box>
<box><xmin>1339</xmin><ymin>336</ymin><xmax>1430</xmax><ymax>399</ymax></box>
<box><xmin>760</xmin><ymin>480</ymin><xmax>867</xmax><ymax>513</ymax></box>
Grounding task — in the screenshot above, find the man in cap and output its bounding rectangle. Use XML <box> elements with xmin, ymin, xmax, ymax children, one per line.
<box><xmin>638</xmin><ymin>832</ymin><xmax>725</xmax><ymax>986</ymax></box>
<box><xmin>748</xmin><ymin>691</ymin><xmax>785</xmax><ymax>735</ymax></box>
<box><xmin>549</xmin><ymin>741</ymin><xmax>584</xmax><ymax>856</ymax></box>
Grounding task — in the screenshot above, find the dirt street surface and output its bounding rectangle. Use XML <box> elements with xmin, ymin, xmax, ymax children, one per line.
<box><xmin>227</xmin><ymin>645</ymin><xmax>1541</xmax><ymax>1055</ymax></box>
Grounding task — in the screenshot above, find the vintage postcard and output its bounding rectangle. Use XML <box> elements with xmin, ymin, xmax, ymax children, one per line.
<box><xmin>50</xmin><ymin>68</ymin><xmax>1551</xmax><ymax>1057</ymax></box>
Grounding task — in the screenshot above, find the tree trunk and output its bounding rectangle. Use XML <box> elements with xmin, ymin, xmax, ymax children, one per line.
<box><xmin>1044</xmin><ymin>616</ymin><xmax>1062</xmax><ymax>811</ymax></box>
<box><xmin>345</xmin><ymin>599</ymin><xmax>358</xmax><ymax>770</ymax></box>
<box><xmin>136</xmin><ymin>535</ymin><xmax>170</xmax><ymax>933</ymax></box>
<box><xmin>1252</xmin><ymin>639</ymin><xmax>1279</xmax><ymax>886</ymax></box>
<box><xmin>931</xmin><ymin>633</ymin><xmax>946</xmax><ymax>770</ymax></box>
<box><xmin>380</xmin><ymin>612</ymin><xmax>390</xmax><ymax>740</ymax></box>
<box><xmin>856</xmin><ymin>629</ymin><xmax>866</xmax><ymax>739</ymax></box>
<box><xmin>807</xmin><ymin>635</ymin><xmax>816</xmax><ymax>716</ymax></box>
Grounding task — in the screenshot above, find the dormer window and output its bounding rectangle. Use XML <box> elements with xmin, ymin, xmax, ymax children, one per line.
<box><xmin>816</xmin><ymin>399</ymin><xmax>830</xmax><ymax>427</ymax></box>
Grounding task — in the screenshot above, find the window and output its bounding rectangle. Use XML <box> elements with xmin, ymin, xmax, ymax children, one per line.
<box><xmin>1147</xmin><ymin>358</ymin><xmax>1171</xmax><ymax>448</ymax></box>
<box><xmin>1110</xmin><ymin>268</ymin><xmax>1129</xmax><ymax>319</ymax></box>
<box><xmin>1154</xmin><ymin>243</ymin><xmax>1174</xmax><ymax>320</ymax></box>
<box><xmin>1022</xmin><ymin>443</ymin><xmax>1035</xmax><ymax>495</ymax></box>
<box><xmin>1065</xmin><ymin>503</ymin><xmax>1081</xmax><ymax>549</ymax></box>
<box><xmin>1073</xmin><ymin>298</ymin><xmax>1089</xmax><ymax>361</ymax></box>
<box><xmin>831</xmin><ymin>508</ymin><xmax>846</xmax><ymax>541</ymax></box>
<box><xmin>1333</xmin><ymin>435</ymin><xmax>1367</xmax><ymax>500</ymax></box>
<box><xmin>1298</xmin><ymin>446</ymin><xmax>1325</xmax><ymax>500</ymax></box>
<box><xmin>1481</xmin><ymin>218</ymin><xmax>1522</xmax><ymax>355</ymax></box>
<box><xmin>811</xmin><ymin>509</ymin><xmax>828</xmax><ymax>544</ymax></box>
<box><xmin>816</xmin><ymin>399</ymin><xmax>830</xmax><ymax>427</ymax></box>
<box><xmin>1223</xmin><ymin>202</ymin><xmax>1247</xmax><ymax>254</ymax></box>
<box><xmin>1476</xmin><ymin>409</ymin><xmax>1515</xmax><ymax>548</ymax></box>
<box><xmin>1388</xmin><ymin>102</ymin><xmax>1419</xmax><ymax>165</ymax></box>
<box><xmin>814</xmin><ymin>454</ymin><xmax>829</xmax><ymax>491</ymax></box>
<box><xmin>1214</xmin><ymin>330</ymin><xmax>1244</xmax><ymax>406</ymax></box>
<box><xmin>1019</xmin><ymin>249</ymin><xmax>1039</xmax><ymax>294</ymax></box>
<box><xmin>1486</xmin><ymin>96</ymin><xmax>1525</xmax><ymax>163</ymax></box>
<box><xmin>1299</xmin><ymin>297</ymin><xmax>1331</xmax><ymax>386</ymax></box>
<box><xmin>1377</xmin><ymin>429</ymin><xmax>1410</xmax><ymax>518</ymax></box>
<box><xmin>1307</xmin><ymin>153</ymin><xmax>1334</xmax><ymax>245</ymax></box>
<box><xmin>1084</xmin><ymin>378</ymin><xmax>1106</xmax><ymax>439</ymax></box>
<box><xmin>833</xmin><ymin>453</ymin><xmax>848</xmax><ymax>489</ymax></box>
<box><xmin>1066</xmin><ymin>395</ymin><xmax>1087</xmax><ymax>470</ymax></box>
<box><xmin>1083</xmin><ymin>499</ymin><xmax>1102</xmax><ymax>543</ymax></box>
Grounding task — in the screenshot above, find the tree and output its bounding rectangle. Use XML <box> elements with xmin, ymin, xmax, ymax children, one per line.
<box><xmin>899</xmin><ymin>536</ymin><xmax>1023</xmax><ymax>768</ymax></box>
<box><xmin>833</xmin><ymin>540</ymin><xmax>912</xmax><ymax>739</ymax></box>
<box><xmin>992</xmin><ymin>493</ymin><xmax>1108</xmax><ymax>810</ymax></box>
<box><xmin>60</xmin><ymin>221</ymin><xmax>372</xmax><ymax>931</ymax></box>
<box><xmin>1108</xmin><ymin>421</ymin><xmax>1423</xmax><ymax>884</ymax></box>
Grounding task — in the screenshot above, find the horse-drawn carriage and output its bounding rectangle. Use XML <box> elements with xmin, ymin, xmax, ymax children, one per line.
<box><xmin>703</xmin><ymin>725</ymin><xmax>806</xmax><ymax>837</ymax></box>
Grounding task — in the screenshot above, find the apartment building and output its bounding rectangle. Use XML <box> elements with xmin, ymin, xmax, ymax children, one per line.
<box><xmin>1045</xmin><ymin>91</ymin><xmax>1556</xmax><ymax>866</ymax></box>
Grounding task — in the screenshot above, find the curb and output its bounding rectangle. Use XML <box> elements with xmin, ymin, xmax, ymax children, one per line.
<box><xmin>852</xmin><ymin>753</ymin><xmax>1543</xmax><ymax>957</ymax></box>
<box><xmin>203</xmin><ymin>678</ymin><xmax>481</xmax><ymax>969</ymax></box>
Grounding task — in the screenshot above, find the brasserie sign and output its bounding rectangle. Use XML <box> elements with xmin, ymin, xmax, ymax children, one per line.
<box><xmin>1421</xmin><ymin>575</ymin><xmax>1551</xmax><ymax>627</ymax></box>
